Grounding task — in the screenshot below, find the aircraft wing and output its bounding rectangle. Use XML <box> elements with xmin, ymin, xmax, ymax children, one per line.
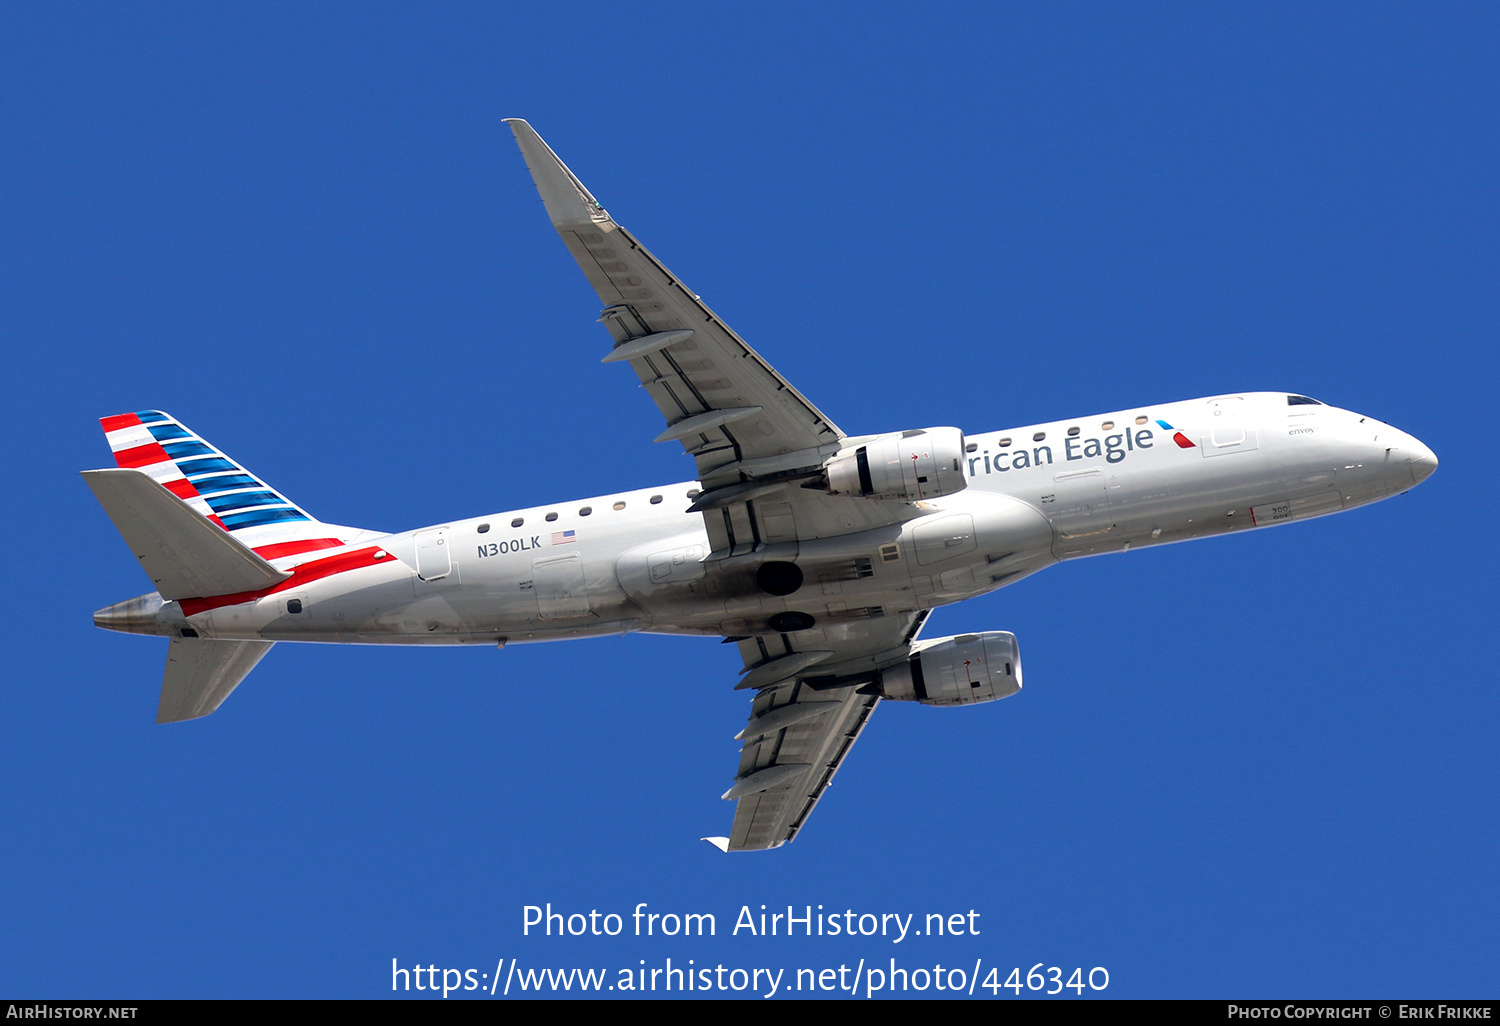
<box><xmin>507</xmin><ymin>120</ymin><xmax>939</xmax><ymax>555</ymax></box>
<box><xmin>707</xmin><ymin>610</ymin><xmax>931</xmax><ymax>852</ymax></box>
<box><xmin>506</xmin><ymin>119</ymin><xmax>843</xmax><ymax>473</ymax></box>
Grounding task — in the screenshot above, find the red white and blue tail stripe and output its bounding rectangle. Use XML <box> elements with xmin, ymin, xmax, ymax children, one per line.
<box><xmin>99</xmin><ymin>410</ymin><xmax>356</xmax><ymax>561</ymax></box>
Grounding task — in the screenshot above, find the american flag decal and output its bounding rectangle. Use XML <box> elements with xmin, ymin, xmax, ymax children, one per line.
<box><xmin>551</xmin><ymin>530</ymin><xmax>576</xmax><ymax>545</ymax></box>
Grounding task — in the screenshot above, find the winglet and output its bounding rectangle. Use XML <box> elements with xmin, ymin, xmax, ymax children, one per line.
<box><xmin>504</xmin><ymin>118</ymin><xmax>609</xmax><ymax>230</ymax></box>
<box><xmin>701</xmin><ymin>836</ymin><xmax>730</xmax><ymax>853</ymax></box>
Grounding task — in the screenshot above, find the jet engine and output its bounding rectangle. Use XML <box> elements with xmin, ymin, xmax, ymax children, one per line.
<box><xmin>820</xmin><ymin>427</ymin><xmax>967</xmax><ymax>501</ymax></box>
<box><xmin>877</xmin><ymin>631</ymin><xmax>1021</xmax><ymax>707</ymax></box>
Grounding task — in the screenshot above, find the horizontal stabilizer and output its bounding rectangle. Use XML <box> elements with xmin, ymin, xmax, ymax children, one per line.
<box><xmin>83</xmin><ymin>468</ymin><xmax>290</xmax><ymax>600</ymax></box>
<box><xmin>158</xmin><ymin>637</ymin><xmax>274</xmax><ymax>723</ymax></box>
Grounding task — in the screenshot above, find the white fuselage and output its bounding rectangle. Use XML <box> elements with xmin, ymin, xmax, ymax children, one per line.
<box><xmin>108</xmin><ymin>392</ymin><xmax>1436</xmax><ymax>646</ymax></box>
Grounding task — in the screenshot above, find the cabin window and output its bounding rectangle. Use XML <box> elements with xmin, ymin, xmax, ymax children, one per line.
<box><xmin>687</xmin><ymin>489</ymin><xmax>701</xmax><ymax>499</ymax></box>
<box><xmin>545</xmin><ymin>512</ymin><xmax>558</xmax><ymax>522</ymax></box>
<box><xmin>511</xmin><ymin>517</ymin><xmax>524</xmax><ymax>528</ymax></box>
<box><xmin>998</xmin><ymin>437</ymin><xmax>1012</xmax><ymax>447</ymax></box>
<box><xmin>1067</xmin><ymin>426</ymin><xmax>1080</xmax><ymax>437</ymax></box>
<box><xmin>1135</xmin><ymin>415</ymin><xmax>1148</xmax><ymax>425</ymax></box>
<box><xmin>965</xmin><ymin>442</ymin><xmax>978</xmax><ymax>453</ymax></box>
<box><xmin>650</xmin><ymin>494</ymin><xmax>663</xmax><ymax>504</ymax></box>
<box><xmin>579</xmin><ymin>506</ymin><xmax>592</xmax><ymax>516</ymax></box>
<box><xmin>286</xmin><ymin>600</ymin><xmax>302</xmax><ymax>614</ymax></box>
<box><xmin>1101</xmin><ymin>421</ymin><xmax>1114</xmax><ymax>430</ymax></box>
<box><xmin>477</xmin><ymin>523</ymin><xmax>491</xmax><ymax>534</ymax></box>
<box><xmin>1032</xmin><ymin>431</ymin><xmax>1046</xmax><ymax>442</ymax></box>
<box><xmin>613</xmin><ymin>501</ymin><xmax>626</xmax><ymax>510</ymax></box>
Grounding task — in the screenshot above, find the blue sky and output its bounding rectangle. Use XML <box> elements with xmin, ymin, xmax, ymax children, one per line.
<box><xmin>2</xmin><ymin>2</ymin><xmax>1496</xmax><ymax>999</ymax></box>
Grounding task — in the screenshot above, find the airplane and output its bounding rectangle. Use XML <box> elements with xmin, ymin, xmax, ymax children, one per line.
<box><xmin>85</xmin><ymin>119</ymin><xmax>1438</xmax><ymax>852</ymax></box>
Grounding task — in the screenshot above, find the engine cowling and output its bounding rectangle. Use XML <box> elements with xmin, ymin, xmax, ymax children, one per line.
<box><xmin>880</xmin><ymin>631</ymin><xmax>1022</xmax><ymax>707</ymax></box>
<box><xmin>823</xmin><ymin>427</ymin><xmax>967</xmax><ymax>501</ymax></box>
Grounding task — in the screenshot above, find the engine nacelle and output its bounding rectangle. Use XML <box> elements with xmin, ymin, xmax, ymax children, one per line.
<box><xmin>823</xmin><ymin>427</ymin><xmax>967</xmax><ymax>501</ymax></box>
<box><xmin>880</xmin><ymin>631</ymin><xmax>1022</xmax><ymax>707</ymax></box>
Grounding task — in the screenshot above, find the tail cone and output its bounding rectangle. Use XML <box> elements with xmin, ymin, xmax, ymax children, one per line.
<box><xmin>94</xmin><ymin>592</ymin><xmax>164</xmax><ymax>635</ymax></box>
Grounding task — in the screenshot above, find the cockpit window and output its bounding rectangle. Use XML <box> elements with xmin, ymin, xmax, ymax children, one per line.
<box><xmin>1287</xmin><ymin>395</ymin><xmax>1323</xmax><ymax>406</ymax></box>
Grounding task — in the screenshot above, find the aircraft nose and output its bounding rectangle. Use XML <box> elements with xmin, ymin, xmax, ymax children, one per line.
<box><xmin>1378</xmin><ymin>425</ymin><xmax>1437</xmax><ymax>490</ymax></box>
<box><xmin>1407</xmin><ymin>439</ymin><xmax>1438</xmax><ymax>486</ymax></box>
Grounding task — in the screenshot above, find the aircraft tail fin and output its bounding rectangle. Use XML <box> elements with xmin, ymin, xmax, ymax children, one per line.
<box><xmin>96</xmin><ymin>410</ymin><xmax>360</xmax><ymax>563</ymax></box>
<box><xmin>158</xmin><ymin>637</ymin><xmax>274</xmax><ymax>723</ymax></box>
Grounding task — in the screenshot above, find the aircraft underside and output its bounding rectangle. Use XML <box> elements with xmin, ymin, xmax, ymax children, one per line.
<box><xmin>84</xmin><ymin>120</ymin><xmax>1436</xmax><ymax>851</ymax></box>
